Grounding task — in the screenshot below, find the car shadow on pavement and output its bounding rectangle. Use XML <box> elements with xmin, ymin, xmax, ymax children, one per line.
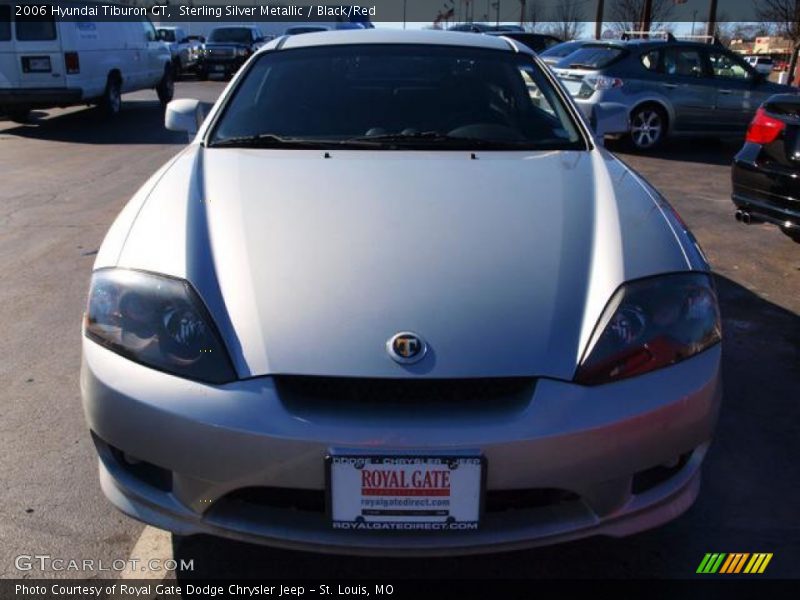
<box><xmin>169</xmin><ymin>278</ymin><xmax>798</xmax><ymax>580</ymax></box>
<box><xmin>608</xmin><ymin>137</ymin><xmax>742</xmax><ymax>167</ymax></box>
<box><xmin>0</xmin><ymin>100</ymin><xmax>186</xmax><ymax>145</ymax></box>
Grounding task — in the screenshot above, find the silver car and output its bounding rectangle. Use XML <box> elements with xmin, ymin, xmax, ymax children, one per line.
<box><xmin>553</xmin><ymin>39</ymin><xmax>793</xmax><ymax>150</ymax></box>
<box><xmin>81</xmin><ymin>30</ymin><xmax>722</xmax><ymax>555</ymax></box>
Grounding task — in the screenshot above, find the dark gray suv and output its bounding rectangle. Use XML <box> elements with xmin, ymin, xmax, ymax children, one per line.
<box><xmin>551</xmin><ymin>38</ymin><xmax>795</xmax><ymax>151</ymax></box>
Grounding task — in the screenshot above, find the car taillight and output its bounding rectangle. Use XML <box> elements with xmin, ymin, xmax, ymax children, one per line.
<box><xmin>64</xmin><ymin>52</ymin><xmax>80</xmax><ymax>75</ymax></box>
<box><xmin>578</xmin><ymin>75</ymin><xmax>623</xmax><ymax>98</ymax></box>
<box><xmin>746</xmin><ymin>107</ymin><xmax>785</xmax><ymax>144</ymax></box>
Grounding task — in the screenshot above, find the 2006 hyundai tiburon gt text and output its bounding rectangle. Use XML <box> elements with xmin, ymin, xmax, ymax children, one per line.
<box><xmin>81</xmin><ymin>30</ymin><xmax>722</xmax><ymax>555</ymax></box>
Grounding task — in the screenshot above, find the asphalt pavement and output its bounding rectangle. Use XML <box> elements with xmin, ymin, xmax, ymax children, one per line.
<box><xmin>0</xmin><ymin>80</ymin><xmax>798</xmax><ymax>580</ymax></box>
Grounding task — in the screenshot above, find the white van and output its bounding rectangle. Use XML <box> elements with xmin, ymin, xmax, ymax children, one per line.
<box><xmin>0</xmin><ymin>1</ymin><xmax>173</xmax><ymax>122</ymax></box>
<box><xmin>744</xmin><ymin>55</ymin><xmax>775</xmax><ymax>75</ymax></box>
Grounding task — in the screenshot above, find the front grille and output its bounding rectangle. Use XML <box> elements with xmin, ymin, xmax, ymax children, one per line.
<box><xmin>485</xmin><ymin>488</ymin><xmax>580</xmax><ymax>512</ymax></box>
<box><xmin>631</xmin><ymin>452</ymin><xmax>691</xmax><ymax>494</ymax></box>
<box><xmin>211</xmin><ymin>486</ymin><xmax>579</xmax><ymax>516</ymax></box>
<box><xmin>274</xmin><ymin>376</ymin><xmax>536</xmax><ymax>407</ymax></box>
<box><xmin>217</xmin><ymin>487</ymin><xmax>325</xmax><ymax>513</ymax></box>
<box><xmin>207</xmin><ymin>48</ymin><xmax>234</xmax><ymax>58</ymax></box>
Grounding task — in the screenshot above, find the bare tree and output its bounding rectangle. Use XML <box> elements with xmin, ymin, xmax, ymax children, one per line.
<box><xmin>755</xmin><ymin>0</ymin><xmax>800</xmax><ymax>84</ymax></box>
<box><xmin>609</xmin><ymin>0</ymin><xmax>676</xmax><ymax>32</ymax></box>
<box><xmin>546</xmin><ymin>0</ymin><xmax>586</xmax><ymax>40</ymax></box>
<box><xmin>524</xmin><ymin>0</ymin><xmax>542</xmax><ymax>31</ymax></box>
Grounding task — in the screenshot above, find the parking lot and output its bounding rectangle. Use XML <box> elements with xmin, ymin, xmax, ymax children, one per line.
<box><xmin>0</xmin><ymin>80</ymin><xmax>798</xmax><ymax>579</ymax></box>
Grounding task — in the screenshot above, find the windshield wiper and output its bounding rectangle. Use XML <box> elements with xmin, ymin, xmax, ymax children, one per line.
<box><xmin>209</xmin><ymin>134</ymin><xmax>333</xmax><ymax>149</ymax></box>
<box><xmin>346</xmin><ymin>131</ymin><xmax>534</xmax><ymax>150</ymax></box>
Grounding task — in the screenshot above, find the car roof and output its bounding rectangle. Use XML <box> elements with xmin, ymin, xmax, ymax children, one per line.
<box><xmin>210</xmin><ymin>25</ymin><xmax>260</xmax><ymax>31</ymax></box>
<box><xmin>268</xmin><ymin>29</ymin><xmax>519</xmax><ymax>53</ymax></box>
<box><xmin>485</xmin><ymin>31</ymin><xmax>555</xmax><ymax>38</ymax></box>
<box><xmin>578</xmin><ymin>39</ymin><xmax>725</xmax><ymax>52</ymax></box>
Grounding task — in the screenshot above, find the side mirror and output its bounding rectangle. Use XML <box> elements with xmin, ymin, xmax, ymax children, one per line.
<box><xmin>165</xmin><ymin>98</ymin><xmax>213</xmax><ymax>139</ymax></box>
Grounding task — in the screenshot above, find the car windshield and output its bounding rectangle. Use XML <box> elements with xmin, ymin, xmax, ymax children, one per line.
<box><xmin>209</xmin><ymin>44</ymin><xmax>585</xmax><ymax>151</ymax></box>
<box><xmin>561</xmin><ymin>45</ymin><xmax>625</xmax><ymax>69</ymax></box>
<box><xmin>208</xmin><ymin>28</ymin><xmax>251</xmax><ymax>43</ymax></box>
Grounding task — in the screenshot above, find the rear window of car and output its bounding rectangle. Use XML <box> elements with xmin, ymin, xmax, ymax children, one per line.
<box><xmin>561</xmin><ymin>45</ymin><xmax>625</xmax><ymax>69</ymax></box>
<box><xmin>0</xmin><ymin>6</ymin><xmax>10</xmax><ymax>41</ymax></box>
<box><xmin>15</xmin><ymin>9</ymin><xmax>56</xmax><ymax>41</ymax></box>
<box><xmin>540</xmin><ymin>41</ymin><xmax>582</xmax><ymax>59</ymax></box>
<box><xmin>757</xmin><ymin>58</ymin><xmax>773</xmax><ymax>64</ymax></box>
<box><xmin>209</xmin><ymin>28</ymin><xmax>252</xmax><ymax>43</ymax></box>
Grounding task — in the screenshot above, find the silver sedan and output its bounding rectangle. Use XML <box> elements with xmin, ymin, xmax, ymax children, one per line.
<box><xmin>81</xmin><ymin>30</ymin><xmax>722</xmax><ymax>555</ymax></box>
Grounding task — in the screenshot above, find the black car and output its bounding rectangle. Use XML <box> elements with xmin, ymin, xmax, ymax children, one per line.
<box><xmin>197</xmin><ymin>26</ymin><xmax>266</xmax><ymax>80</ymax></box>
<box><xmin>732</xmin><ymin>94</ymin><xmax>800</xmax><ymax>243</ymax></box>
<box><xmin>485</xmin><ymin>31</ymin><xmax>562</xmax><ymax>53</ymax></box>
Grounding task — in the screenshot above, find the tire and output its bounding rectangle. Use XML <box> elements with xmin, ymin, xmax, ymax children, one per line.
<box><xmin>7</xmin><ymin>107</ymin><xmax>32</xmax><ymax>123</ymax></box>
<box><xmin>157</xmin><ymin>67</ymin><xmax>175</xmax><ymax>108</ymax></box>
<box><xmin>101</xmin><ymin>75</ymin><xmax>122</xmax><ymax>116</ymax></box>
<box><xmin>628</xmin><ymin>105</ymin><xmax>667</xmax><ymax>151</ymax></box>
<box><xmin>781</xmin><ymin>228</ymin><xmax>800</xmax><ymax>244</ymax></box>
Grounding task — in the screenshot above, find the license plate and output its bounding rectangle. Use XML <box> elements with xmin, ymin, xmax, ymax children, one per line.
<box><xmin>22</xmin><ymin>56</ymin><xmax>51</xmax><ymax>73</ymax></box>
<box><xmin>328</xmin><ymin>455</ymin><xmax>483</xmax><ymax>531</ymax></box>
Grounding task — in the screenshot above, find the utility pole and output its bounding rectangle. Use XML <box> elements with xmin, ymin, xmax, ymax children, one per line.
<box><xmin>640</xmin><ymin>0</ymin><xmax>653</xmax><ymax>32</ymax></box>
<box><xmin>494</xmin><ymin>0</ymin><xmax>500</xmax><ymax>26</ymax></box>
<box><xmin>594</xmin><ymin>0</ymin><xmax>605</xmax><ymax>40</ymax></box>
<box><xmin>519</xmin><ymin>0</ymin><xmax>525</xmax><ymax>27</ymax></box>
<box><xmin>706</xmin><ymin>0</ymin><xmax>718</xmax><ymax>38</ymax></box>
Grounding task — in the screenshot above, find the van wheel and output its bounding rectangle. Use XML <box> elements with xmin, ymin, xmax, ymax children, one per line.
<box><xmin>157</xmin><ymin>68</ymin><xmax>174</xmax><ymax>108</ymax></box>
<box><xmin>7</xmin><ymin>107</ymin><xmax>32</xmax><ymax>123</ymax></box>
<box><xmin>628</xmin><ymin>105</ymin><xmax>667</xmax><ymax>151</ymax></box>
<box><xmin>102</xmin><ymin>76</ymin><xmax>122</xmax><ymax>116</ymax></box>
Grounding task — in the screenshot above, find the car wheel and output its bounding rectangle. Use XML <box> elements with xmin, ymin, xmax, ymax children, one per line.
<box><xmin>7</xmin><ymin>107</ymin><xmax>32</xmax><ymax>123</ymax></box>
<box><xmin>157</xmin><ymin>68</ymin><xmax>175</xmax><ymax>108</ymax></box>
<box><xmin>629</xmin><ymin>105</ymin><xmax>666</xmax><ymax>151</ymax></box>
<box><xmin>101</xmin><ymin>75</ymin><xmax>122</xmax><ymax>117</ymax></box>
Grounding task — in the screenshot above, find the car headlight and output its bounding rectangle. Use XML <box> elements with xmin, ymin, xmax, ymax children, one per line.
<box><xmin>84</xmin><ymin>269</ymin><xmax>236</xmax><ymax>384</ymax></box>
<box><xmin>575</xmin><ymin>273</ymin><xmax>721</xmax><ymax>385</ymax></box>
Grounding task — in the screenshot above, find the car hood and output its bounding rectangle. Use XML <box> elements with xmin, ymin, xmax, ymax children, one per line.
<box><xmin>112</xmin><ymin>147</ymin><xmax>703</xmax><ymax>381</ymax></box>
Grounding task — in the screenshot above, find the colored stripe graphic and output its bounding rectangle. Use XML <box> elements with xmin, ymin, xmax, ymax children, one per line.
<box><xmin>719</xmin><ymin>554</ymin><xmax>736</xmax><ymax>573</ymax></box>
<box><xmin>696</xmin><ymin>554</ymin><xmax>713</xmax><ymax>573</ymax></box>
<box><xmin>699</xmin><ymin>553</ymin><xmax>773</xmax><ymax>575</ymax></box>
<box><xmin>744</xmin><ymin>553</ymin><xmax>773</xmax><ymax>574</ymax></box>
<box><xmin>698</xmin><ymin>553</ymin><xmax>727</xmax><ymax>573</ymax></box>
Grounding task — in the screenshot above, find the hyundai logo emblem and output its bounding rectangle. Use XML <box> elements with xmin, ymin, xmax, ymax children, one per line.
<box><xmin>387</xmin><ymin>332</ymin><xmax>427</xmax><ymax>364</ymax></box>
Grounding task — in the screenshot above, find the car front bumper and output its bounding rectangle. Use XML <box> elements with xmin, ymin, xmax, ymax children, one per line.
<box><xmin>81</xmin><ymin>338</ymin><xmax>722</xmax><ymax>556</ymax></box>
<box><xmin>198</xmin><ymin>57</ymin><xmax>246</xmax><ymax>73</ymax></box>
